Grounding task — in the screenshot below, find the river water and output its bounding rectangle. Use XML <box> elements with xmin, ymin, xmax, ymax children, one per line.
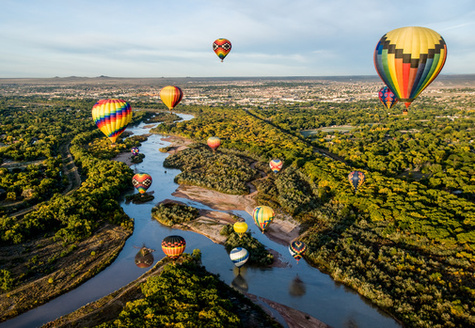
<box><xmin>1</xmin><ymin>114</ymin><xmax>400</xmax><ymax>328</ymax></box>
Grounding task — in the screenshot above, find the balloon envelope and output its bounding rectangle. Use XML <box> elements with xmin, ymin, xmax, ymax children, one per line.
<box><xmin>92</xmin><ymin>99</ymin><xmax>132</xmax><ymax>144</ymax></box>
<box><xmin>348</xmin><ymin>171</ymin><xmax>365</xmax><ymax>192</ymax></box>
<box><xmin>233</xmin><ymin>222</ymin><xmax>248</xmax><ymax>237</ymax></box>
<box><xmin>131</xmin><ymin>147</ymin><xmax>139</xmax><ymax>156</ymax></box>
<box><xmin>378</xmin><ymin>86</ymin><xmax>398</xmax><ymax>110</ymax></box>
<box><xmin>160</xmin><ymin>86</ymin><xmax>183</xmax><ymax>111</ymax></box>
<box><xmin>252</xmin><ymin>206</ymin><xmax>275</xmax><ymax>232</ymax></box>
<box><xmin>132</xmin><ymin>173</ymin><xmax>152</xmax><ymax>194</ymax></box>
<box><xmin>230</xmin><ymin>247</ymin><xmax>249</xmax><ymax>268</ymax></box>
<box><xmin>269</xmin><ymin>159</ymin><xmax>283</xmax><ymax>173</ymax></box>
<box><xmin>289</xmin><ymin>241</ymin><xmax>307</xmax><ymax>262</ymax></box>
<box><xmin>161</xmin><ymin>235</ymin><xmax>186</xmax><ymax>260</ymax></box>
<box><xmin>207</xmin><ymin>136</ymin><xmax>221</xmax><ymax>151</ymax></box>
<box><xmin>374</xmin><ymin>26</ymin><xmax>447</xmax><ymax>109</ymax></box>
<box><xmin>213</xmin><ymin>38</ymin><xmax>232</xmax><ymax>62</ymax></box>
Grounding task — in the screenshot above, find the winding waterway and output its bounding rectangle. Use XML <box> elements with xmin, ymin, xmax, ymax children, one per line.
<box><xmin>1</xmin><ymin>114</ymin><xmax>400</xmax><ymax>328</ymax></box>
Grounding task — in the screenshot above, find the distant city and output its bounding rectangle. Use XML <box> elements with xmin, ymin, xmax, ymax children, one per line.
<box><xmin>0</xmin><ymin>75</ymin><xmax>474</xmax><ymax>109</ymax></box>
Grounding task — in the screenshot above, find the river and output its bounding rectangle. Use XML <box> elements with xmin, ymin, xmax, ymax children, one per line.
<box><xmin>1</xmin><ymin>113</ymin><xmax>400</xmax><ymax>328</ymax></box>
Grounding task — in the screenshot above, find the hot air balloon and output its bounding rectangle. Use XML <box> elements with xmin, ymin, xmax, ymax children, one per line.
<box><xmin>233</xmin><ymin>221</ymin><xmax>248</xmax><ymax>238</ymax></box>
<box><xmin>374</xmin><ymin>26</ymin><xmax>447</xmax><ymax>112</ymax></box>
<box><xmin>269</xmin><ymin>159</ymin><xmax>283</xmax><ymax>173</ymax></box>
<box><xmin>348</xmin><ymin>171</ymin><xmax>365</xmax><ymax>193</ymax></box>
<box><xmin>213</xmin><ymin>38</ymin><xmax>232</xmax><ymax>62</ymax></box>
<box><xmin>131</xmin><ymin>147</ymin><xmax>139</xmax><ymax>156</ymax></box>
<box><xmin>132</xmin><ymin>173</ymin><xmax>152</xmax><ymax>194</ymax></box>
<box><xmin>91</xmin><ymin>99</ymin><xmax>132</xmax><ymax>145</ymax></box>
<box><xmin>252</xmin><ymin>206</ymin><xmax>275</xmax><ymax>233</ymax></box>
<box><xmin>378</xmin><ymin>86</ymin><xmax>398</xmax><ymax>110</ymax></box>
<box><xmin>207</xmin><ymin>136</ymin><xmax>221</xmax><ymax>151</ymax></box>
<box><xmin>229</xmin><ymin>247</ymin><xmax>249</xmax><ymax>268</ymax></box>
<box><xmin>161</xmin><ymin>235</ymin><xmax>186</xmax><ymax>260</ymax></box>
<box><xmin>289</xmin><ymin>241</ymin><xmax>307</xmax><ymax>263</ymax></box>
<box><xmin>135</xmin><ymin>246</ymin><xmax>154</xmax><ymax>268</ymax></box>
<box><xmin>160</xmin><ymin>86</ymin><xmax>183</xmax><ymax>112</ymax></box>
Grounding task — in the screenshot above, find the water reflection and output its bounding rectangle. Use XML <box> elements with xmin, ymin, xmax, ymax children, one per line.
<box><xmin>134</xmin><ymin>246</ymin><xmax>155</xmax><ymax>269</ymax></box>
<box><xmin>231</xmin><ymin>269</ymin><xmax>249</xmax><ymax>293</ymax></box>
<box><xmin>288</xmin><ymin>275</ymin><xmax>306</xmax><ymax>297</ymax></box>
<box><xmin>0</xmin><ymin>114</ymin><xmax>400</xmax><ymax>328</ymax></box>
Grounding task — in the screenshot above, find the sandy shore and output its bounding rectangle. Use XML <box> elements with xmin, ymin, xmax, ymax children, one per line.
<box><xmin>172</xmin><ymin>184</ymin><xmax>301</xmax><ymax>246</ymax></box>
<box><xmin>113</xmin><ymin>136</ymin><xmax>329</xmax><ymax>328</ymax></box>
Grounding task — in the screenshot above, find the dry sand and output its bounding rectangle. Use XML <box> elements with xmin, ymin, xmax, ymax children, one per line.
<box><xmin>113</xmin><ymin>136</ymin><xmax>329</xmax><ymax>328</ymax></box>
<box><xmin>172</xmin><ymin>184</ymin><xmax>301</xmax><ymax>246</ymax></box>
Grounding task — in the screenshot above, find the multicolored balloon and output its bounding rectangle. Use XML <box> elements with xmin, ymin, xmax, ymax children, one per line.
<box><xmin>207</xmin><ymin>136</ymin><xmax>221</xmax><ymax>151</ymax></box>
<box><xmin>378</xmin><ymin>86</ymin><xmax>398</xmax><ymax>110</ymax></box>
<box><xmin>289</xmin><ymin>241</ymin><xmax>307</xmax><ymax>263</ymax></box>
<box><xmin>252</xmin><ymin>206</ymin><xmax>275</xmax><ymax>233</ymax></box>
<box><xmin>132</xmin><ymin>173</ymin><xmax>152</xmax><ymax>194</ymax></box>
<box><xmin>233</xmin><ymin>221</ymin><xmax>248</xmax><ymax>238</ymax></box>
<box><xmin>348</xmin><ymin>171</ymin><xmax>365</xmax><ymax>193</ymax></box>
<box><xmin>269</xmin><ymin>159</ymin><xmax>283</xmax><ymax>173</ymax></box>
<box><xmin>161</xmin><ymin>235</ymin><xmax>186</xmax><ymax>260</ymax></box>
<box><xmin>374</xmin><ymin>26</ymin><xmax>447</xmax><ymax>110</ymax></box>
<box><xmin>131</xmin><ymin>147</ymin><xmax>139</xmax><ymax>156</ymax></box>
<box><xmin>229</xmin><ymin>247</ymin><xmax>249</xmax><ymax>268</ymax></box>
<box><xmin>91</xmin><ymin>99</ymin><xmax>132</xmax><ymax>145</ymax></box>
<box><xmin>213</xmin><ymin>38</ymin><xmax>232</xmax><ymax>62</ymax></box>
<box><xmin>135</xmin><ymin>247</ymin><xmax>154</xmax><ymax>268</ymax></box>
<box><xmin>160</xmin><ymin>86</ymin><xmax>183</xmax><ymax>112</ymax></box>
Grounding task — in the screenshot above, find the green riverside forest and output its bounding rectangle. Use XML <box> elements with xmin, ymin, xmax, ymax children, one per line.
<box><xmin>0</xmin><ymin>89</ymin><xmax>474</xmax><ymax>327</ymax></box>
<box><xmin>153</xmin><ymin>101</ymin><xmax>475</xmax><ymax>328</ymax></box>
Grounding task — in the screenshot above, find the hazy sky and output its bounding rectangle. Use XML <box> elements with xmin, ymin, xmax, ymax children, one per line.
<box><xmin>1</xmin><ymin>0</ymin><xmax>474</xmax><ymax>78</ymax></box>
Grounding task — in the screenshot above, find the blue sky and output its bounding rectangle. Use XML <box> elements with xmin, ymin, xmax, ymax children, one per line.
<box><xmin>1</xmin><ymin>0</ymin><xmax>474</xmax><ymax>78</ymax></box>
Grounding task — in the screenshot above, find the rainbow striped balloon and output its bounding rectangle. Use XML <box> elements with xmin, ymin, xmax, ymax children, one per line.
<box><xmin>161</xmin><ymin>235</ymin><xmax>186</xmax><ymax>260</ymax></box>
<box><xmin>213</xmin><ymin>38</ymin><xmax>232</xmax><ymax>62</ymax></box>
<box><xmin>252</xmin><ymin>206</ymin><xmax>275</xmax><ymax>233</ymax></box>
<box><xmin>132</xmin><ymin>173</ymin><xmax>152</xmax><ymax>194</ymax></box>
<box><xmin>160</xmin><ymin>86</ymin><xmax>183</xmax><ymax>111</ymax></box>
<box><xmin>229</xmin><ymin>247</ymin><xmax>249</xmax><ymax>268</ymax></box>
<box><xmin>92</xmin><ymin>99</ymin><xmax>132</xmax><ymax>144</ymax></box>
<box><xmin>374</xmin><ymin>26</ymin><xmax>447</xmax><ymax>110</ymax></box>
<box><xmin>269</xmin><ymin>159</ymin><xmax>283</xmax><ymax>173</ymax></box>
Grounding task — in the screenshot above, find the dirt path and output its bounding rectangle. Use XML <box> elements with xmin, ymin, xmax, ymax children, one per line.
<box><xmin>60</xmin><ymin>141</ymin><xmax>81</xmax><ymax>195</ymax></box>
<box><xmin>9</xmin><ymin>141</ymin><xmax>81</xmax><ymax>218</ymax></box>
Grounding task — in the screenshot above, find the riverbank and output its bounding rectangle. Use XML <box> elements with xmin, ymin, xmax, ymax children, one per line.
<box><xmin>41</xmin><ymin>254</ymin><xmax>329</xmax><ymax>328</ymax></box>
<box><xmin>0</xmin><ymin>223</ymin><xmax>131</xmax><ymax>323</ymax></box>
<box><xmin>111</xmin><ymin>135</ymin><xmax>330</xmax><ymax>328</ymax></box>
<box><xmin>172</xmin><ymin>184</ymin><xmax>301</xmax><ymax>246</ymax></box>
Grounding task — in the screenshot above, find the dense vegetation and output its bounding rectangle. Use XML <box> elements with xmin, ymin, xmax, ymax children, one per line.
<box><xmin>95</xmin><ymin>254</ymin><xmax>281</xmax><ymax>328</ymax></box>
<box><xmin>151</xmin><ymin>202</ymin><xmax>200</xmax><ymax>226</ymax></box>
<box><xmin>221</xmin><ymin>224</ymin><xmax>274</xmax><ymax>266</ymax></box>
<box><xmin>163</xmin><ymin>144</ymin><xmax>257</xmax><ymax>195</ymax></box>
<box><xmin>154</xmin><ymin>103</ymin><xmax>475</xmax><ymax>328</ymax></box>
<box><xmin>0</xmin><ymin>97</ymin><xmax>142</xmax><ymax>293</ymax></box>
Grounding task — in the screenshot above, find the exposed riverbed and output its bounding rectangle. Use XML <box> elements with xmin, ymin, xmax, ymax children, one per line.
<box><xmin>1</xmin><ymin>114</ymin><xmax>400</xmax><ymax>328</ymax></box>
